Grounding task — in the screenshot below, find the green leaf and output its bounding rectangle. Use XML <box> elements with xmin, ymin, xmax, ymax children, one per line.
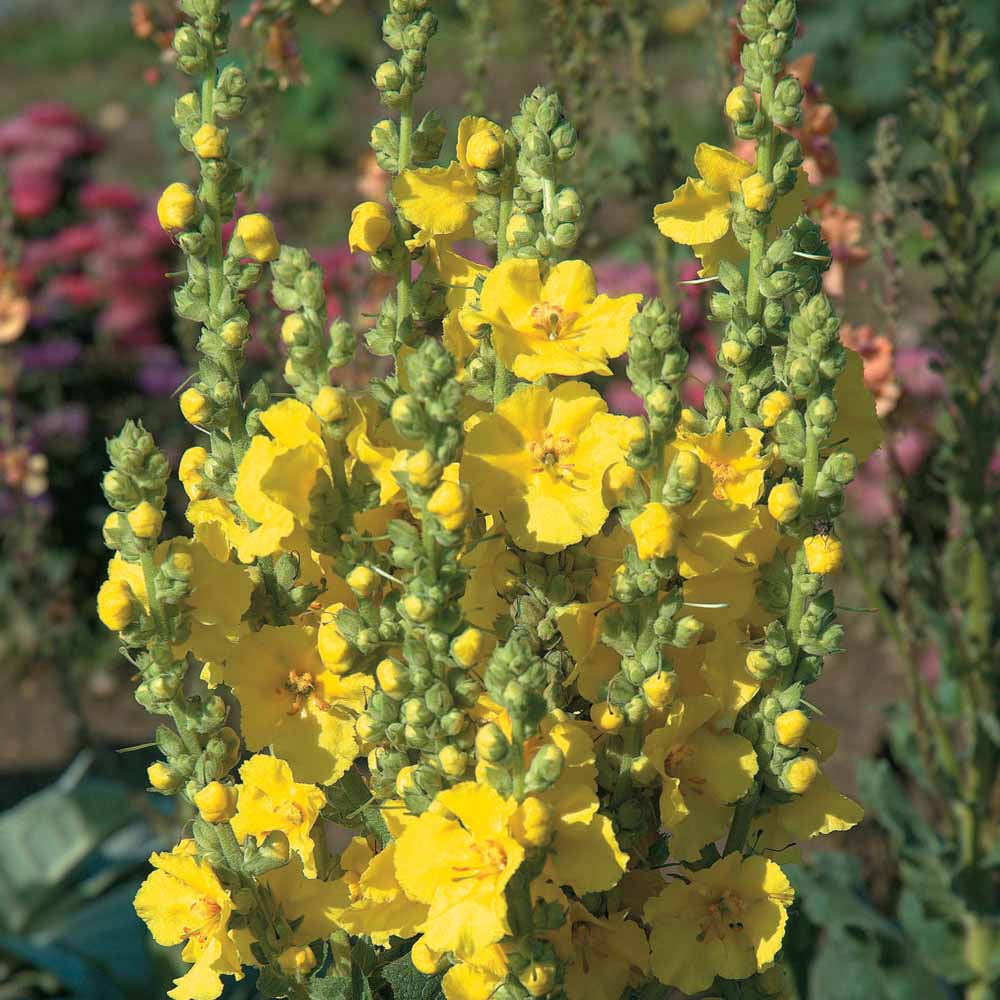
<box><xmin>306</xmin><ymin>974</ymin><xmax>352</xmax><ymax>1000</ymax></box>
<box><xmin>856</xmin><ymin>759</ymin><xmax>940</xmax><ymax>854</ymax></box>
<box><xmin>324</xmin><ymin>770</ymin><xmax>390</xmax><ymax>846</ymax></box>
<box><xmin>380</xmin><ymin>954</ymin><xmax>446</xmax><ymax>1000</ymax></box>
<box><xmin>0</xmin><ymin>776</ymin><xmax>134</xmax><ymax>934</ymax></box>
<box><xmin>898</xmin><ymin>890</ymin><xmax>971</xmax><ymax>983</ymax></box>
<box><xmin>809</xmin><ymin>928</ymin><xmax>887</xmax><ymax>1000</ymax></box>
<box><xmin>787</xmin><ymin>856</ymin><xmax>901</xmax><ymax>941</ymax></box>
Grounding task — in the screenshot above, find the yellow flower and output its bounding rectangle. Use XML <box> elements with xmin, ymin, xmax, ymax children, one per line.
<box><xmin>775</xmin><ymin>709</ymin><xmax>810</xmax><ymax>747</ymax></box>
<box><xmin>157</xmin><ymin>182</ymin><xmax>197</xmax><ymax>231</ymax></box>
<box><xmin>672</xmin><ymin>626</ymin><xmax>761</xmax><ymax>726</ymax></box>
<box><xmin>644</xmin><ymin>853</ymin><xmax>793</xmax><ymax>994</ymax></box>
<box><xmin>258</xmin><ymin>854</ymin><xmax>350</xmax><ymax>947</ymax></box>
<box><xmin>642</xmin><ymin>694</ymin><xmax>758</xmax><ymax>861</ymax></box>
<box><xmin>630</xmin><ymin>502</ymin><xmax>679</xmax><ymax>560</ymax></box>
<box><xmin>192</xmin><ymin>123</ymin><xmax>227</xmax><ymax>159</ymax></box>
<box><xmin>179</xmin><ymin>446</ymin><xmax>210</xmax><ymax>499</ymax></box>
<box><xmin>440</xmin><ymin>945</ymin><xmax>509</xmax><ymax>1000</ymax></box>
<box><xmin>759</xmin><ymin>389</ymin><xmax>794</xmax><ymax>427</ymax></box>
<box><xmin>673</xmin><ymin>418</ymin><xmax>770</xmax><ymax>507</ymax></box>
<box><xmin>831</xmin><ymin>348</ymin><xmax>883</xmax><ymax>463</ymax></box>
<box><xmin>222</xmin><ymin>624</ymin><xmax>371</xmax><ymax>785</ymax></box>
<box><xmin>345</xmin><ymin>395</ymin><xmax>408</xmax><ymax>505</ymax></box>
<box><xmin>653</xmin><ymin>143</ymin><xmax>809</xmax><ymax>276</ymax></box>
<box><xmin>393</xmin><ymin>782</ymin><xmax>525</xmax><ymax>959</ymax></box>
<box><xmin>392</xmin><ymin>116</ymin><xmax>502</xmax><ymax>244</ymax></box>
<box><xmin>556</xmin><ymin>903</ymin><xmax>650</xmax><ymax>1000</ymax></box>
<box><xmin>234</xmin><ymin>399</ymin><xmax>329</xmax><ymax>560</ymax></box>
<box><xmin>348</xmin><ymin>201</ymin><xmax>393</xmax><ymax>254</ymax></box>
<box><xmin>460</xmin><ymin>533</ymin><xmax>520</xmax><ymax>634</ymax></box>
<box><xmin>231</xmin><ymin>755</ymin><xmax>326</xmax><ymax>878</ymax></box>
<box><xmin>134</xmin><ymin>841</ymin><xmax>244</xmax><ymax>1000</ymax></box>
<box><xmin>675</xmin><ymin>495</ymin><xmax>779</xmax><ymax>579</ymax></box>
<box><xmin>233</xmin><ymin>213</ymin><xmax>280</xmax><ymax>262</ymax></box>
<box><xmin>751</xmin><ymin>772</ymin><xmax>863</xmax><ymax>863</ymax></box>
<box><xmin>475</xmin><ymin>259</ymin><xmax>640</xmax><ymax>380</ymax></box>
<box><xmin>97</xmin><ymin>577</ymin><xmax>135</xmax><ymax>631</ymax></box>
<box><xmin>335</xmin><ymin>825</ymin><xmax>429</xmax><ymax>945</ymax></box>
<box><xmin>461</xmin><ymin>382</ymin><xmax>628</xmax><ymax>552</ymax></box>
<box><xmin>803</xmin><ymin>534</ymin><xmax>843</xmax><ymax>574</ymax></box>
<box><xmin>554</xmin><ymin>600</ymin><xmax>619</xmax><ymax>702</ymax></box>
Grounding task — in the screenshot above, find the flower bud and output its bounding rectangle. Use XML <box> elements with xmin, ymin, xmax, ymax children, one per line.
<box><xmin>127</xmin><ymin>500</ymin><xmax>164</xmax><ymax>540</ymax></box>
<box><xmin>782</xmin><ymin>755</ymin><xmax>819</xmax><ymax>794</ymax></box>
<box><xmin>374</xmin><ymin>59</ymin><xmax>403</xmax><ymax>92</ymax></box>
<box><xmin>741</xmin><ymin>173</ymin><xmax>776</xmax><ymax>212</ymax></box>
<box><xmin>403</xmin><ymin>447</ymin><xmax>439</xmax><ymax>488</ymax></box>
<box><xmin>180</xmin><ymin>387</ymin><xmax>212</xmax><ymax>426</ymax></box>
<box><xmin>767</xmin><ymin>480</ymin><xmax>801</xmax><ymax>524</ymax></box>
<box><xmin>346</xmin><ymin>565</ymin><xmax>378</xmax><ymax>598</ymax></box>
<box><xmin>312</xmin><ymin>385</ymin><xmax>349</xmax><ymax>424</ymax></box>
<box><xmin>642</xmin><ymin>671</ymin><xmax>677</xmax><ymax>710</ymax></box>
<box><xmin>803</xmin><ymin>535</ymin><xmax>843</xmax><ymax>575</ymax></box>
<box><xmin>775</xmin><ymin>709</ymin><xmax>810</xmax><ymax>747</ymax></box>
<box><xmin>746</xmin><ymin>648</ymin><xmax>778</xmax><ymax>680</ymax></box>
<box><xmin>630</xmin><ymin>754</ymin><xmax>658</xmax><ymax>785</ymax></box>
<box><xmin>156</xmin><ymin>182</ymin><xmax>197</xmax><ymax>231</ymax></box>
<box><xmin>277</xmin><ymin>945</ymin><xmax>317</xmax><ymax>976</ymax></box>
<box><xmin>349</xmin><ymin>201</ymin><xmax>394</xmax><ymax>254</ymax></box>
<box><xmin>438</xmin><ymin>745</ymin><xmax>469</xmax><ymax>777</ymax></box>
<box><xmin>520</xmin><ymin>963</ymin><xmax>557</xmax><ymax>997</ymax></box>
<box><xmin>465</xmin><ymin>126</ymin><xmax>504</xmax><ymax>170</ymax></box>
<box><xmin>194</xmin><ymin>781</ymin><xmax>238</xmax><ymax>823</ymax></box>
<box><xmin>725</xmin><ymin>84</ymin><xmax>757</xmax><ymax>123</ymax></box>
<box><xmin>192</xmin><ymin>123</ymin><xmax>227</xmax><ymax>159</ymax></box>
<box><xmin>401</xmin><ymin>593</ymin><xmax>435</xmax><ymax>623</ymax></box>
<box><xmin>759</xmin><ymin>390</ymin><xmax>794</xmax><ymax>427</ymax></box>
<box><xmin>234</xmin><ymin>214</ymin><xmax>280</xmax><ymax>263</ymax></box>
<box><xmin>451</xmin><ymin>627</ymin><xmax>486</xmax><ymax>668</ymax></box>
<box><xmin>147</xmin><ymin>761</ymin><xmax>181</xmax><ymax>792</ymax></box>
<box><xmin>376</xmin><ymin>658</ymin><xmax>409</xmax><ymax>699</ymax></box>
<box><xmin>476</xmin><ymin>722</ymin><xmax>509</xmax><ymax>762</ymax></box>
<box><xmin>97</xmin><ymin>578</ymin><xmax>135</xmax><ymax>631</ymax></box>
<box><xmin>281</xmin><ymin>314</ymin><xmax>305</xmax><ymax>346</ymax></box>
<box><xmin>318</xmin><ymin>614</ymin><xmax>354</xmax><ymax>673</ymax></box>
<box><xmin>630</xmin><ymin>503</ymin><xmax>679</xmax><ymax>561</ymax></box>
<box><xmin>591</xmin><ymin>701</ymin><xmax>625</xmax><ymax>733</ymax></box>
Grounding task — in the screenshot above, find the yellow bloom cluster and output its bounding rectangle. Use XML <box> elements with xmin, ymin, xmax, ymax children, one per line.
<box><xmin>104</xmin><ymin>1</ymin><xmax>883</xmax><ymax>998</ymax></box>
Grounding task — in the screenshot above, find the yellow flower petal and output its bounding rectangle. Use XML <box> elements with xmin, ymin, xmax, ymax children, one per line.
<box><xmin>392</xmin><ymin>162</ymin><xmax>477</xmax><ymax>239</ymax></box>
<box><xmin>654</xmin><ymin>177</ymin><xmax>732</xmax><ymax>246</ymax></box>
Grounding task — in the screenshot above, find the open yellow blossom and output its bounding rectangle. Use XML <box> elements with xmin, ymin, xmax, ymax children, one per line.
<box><xmin>134</xmin><ymin>841</ymin><xmax>243</xmax><ymax>1000</ymax></box>
<box><xmin>553</xmin><ymin>903</ymin><xmax>651</xmax><ymax>1000</ymax></box>
<box><xmin>673</xmin><ymin>626</ymin><xmax>761</xmax><ymax>726</ymax></box>
<box><xmin>475</xmin><ymin>258</ymin><xmax>640</xmax><ymax>381</ymax></box>
<box><xmin>555</xmin><ymin>601</ymin><xmax>619</xmax><ymax>702</ymax></box>
<box><xmin>222</xmin><ymin>624</ymin><xmax>372</xmax><ymax>785</ymax></box>
<box><xmin>440</xmin><ymin>945</ymin><xmax>509</xmax><ymax>1000</ymax></box>
<box><xmin>673</xmin><ymin>419</ymin><xmax>771</xmax><ymax>507</ymax></box>
<box><xmin>630</xmin><ymin>502</ymin><xmax>679</xmax><ymax>560</ymax></box>
<box><xmin>392</xmin><ymin>116</ymin><xmax>503</xmax><ymax>245</ymax></box>
<box><xmin>831</xmin><ymin>348</ymin><xmax>883</xmax><ymax>463</ymax></box>
<box><xmin>642</xmin><ymin>694</ymin><xmax>758</xmax><ymax>861</ymax></box>
<box><xmin>644</xmin><ymin>853</ymin><xmax>793</xmax><ymax>994</ymax></box>
<box><xmin>653</xmin><ymin>143</ymin><xmax>809</xmax><ymax>276</ymax></box>
<box><xmin>234</xmin><ymin>399</ymin><xmax>329</xmax><ymax>560</ymax></box>
<box><xmin>393</xmin><ymin>782</ymin><xmax>525</xmax><ymax>959</ymax></box>
<box><xmin>231</xmin><ymin>755</ymin><xmax>326</xmax><ymax>878</ymax></box>
<box><xmin>333</xmin><ymin>821</ymin><xmax>429</xmax><ymax>945</ymax></box>
<box><xmin>461</xmin><ymin>382</ymin><xmax>628</xmax><ymax>552</ymax></box>
<box><xmin>676</xmin><ymin>496</ymin><xmax>780</xmax><ymax>579</ymax></box>
<box><xmin>258</xmin><ymin>855</ymin><xmax>349</xmax><ymax>948</ymax></box>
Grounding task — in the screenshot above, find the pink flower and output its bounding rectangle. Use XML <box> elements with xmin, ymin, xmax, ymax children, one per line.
<box><xmin>79</xmin><ymin>182</ymin><xmax>143</xmax><ymax>213</ymax></box>
<box><xmin>895</xmin><ymin>347</ymin><xmax>946</xmax><ymax>400</ymax></box>
<box><xmin>605</xmin><ymin>379</ymin><xmax>645</xmax><ymax>416</ymax></box>
<box><xmin>11</xmin><ymin>174</ymin><xmax>61</xmax><ymax>220</ymax></box>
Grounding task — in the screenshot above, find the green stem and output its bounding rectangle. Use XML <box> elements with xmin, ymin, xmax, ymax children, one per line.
<box><xmin>216</xmin><ymin>822</ymin><xmax>244</xmax><ymax>871</ymax></box>
<box><xmin>395</xmin><ymin>96</ymin><xmax>414</xmax><ymax>341</ymax></box>
<box><xmin>497</xmin><ymin>171</ymin><xmax>513</xmax><ymax>263</ymax></box>
<box><xmin>723</xmin><ymin>783</ymin><xmax>760</xmax><ymax>856</ymax></box>
<box><xmin>200</xmin><ymin>63</ymin><xmax>224</xmax><ymax>315</ymax></box>
<box><xmin>140</xmin><ymin>550</ymin><xmax>166</xmax><ymax>634</ymax></box>
<box><xmin>510</xmin><ymin>717</ymin><xmax>526</xmax><ymax>801</ymax></box>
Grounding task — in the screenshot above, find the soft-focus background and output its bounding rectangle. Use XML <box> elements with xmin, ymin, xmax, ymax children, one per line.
<box><xmin>1</xmin><ymin>1</ymin><xmax>997</xmax><ymax>997</ymax></box>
